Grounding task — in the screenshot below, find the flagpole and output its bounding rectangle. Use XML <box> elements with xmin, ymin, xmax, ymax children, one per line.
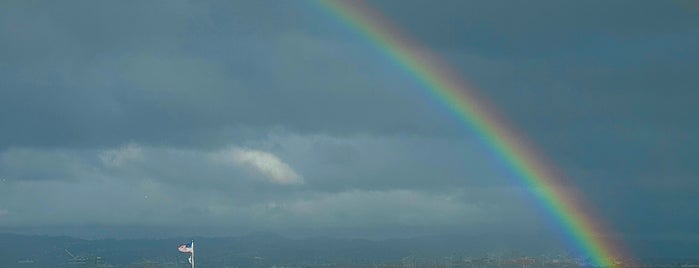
<box><xmin>191</xmin><ymin>240</ymin><xmax>195</xmax><ymax>268</ymax></box>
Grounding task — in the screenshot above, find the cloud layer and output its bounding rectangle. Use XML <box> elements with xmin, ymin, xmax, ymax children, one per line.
<box><xmin>0</xmin><ymin>0</ymin><xmax>696</xmax><ymax>241</ymax></box>
<box><xmin>0</xmin><ymin>137</ymin><xmax>538</xmax><ymax>235</ymax></box>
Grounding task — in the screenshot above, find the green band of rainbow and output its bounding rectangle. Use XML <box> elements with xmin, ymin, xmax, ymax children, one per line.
<box><xmin>316</xmin><ymin>0</ymin><xmax>628</xmax><ymax>266</ymax></box>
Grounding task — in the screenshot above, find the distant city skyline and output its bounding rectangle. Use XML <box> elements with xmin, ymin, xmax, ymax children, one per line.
<box><xmin>4</xmin><ymin>232</ymin><xmax>696</xmax><ymax>267</ymax></box>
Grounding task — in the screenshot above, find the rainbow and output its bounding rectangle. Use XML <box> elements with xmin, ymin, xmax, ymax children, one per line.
<box><xmin>316</xmin><ymin>0</ymin><xmax>629</xmax><ymax>266</ymax></box>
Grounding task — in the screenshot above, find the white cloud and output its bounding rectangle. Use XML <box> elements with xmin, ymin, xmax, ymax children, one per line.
<box><xmin>214</xmin><ymin>148</ymin><xmax>303</xmax><ymax>185</ymax></box>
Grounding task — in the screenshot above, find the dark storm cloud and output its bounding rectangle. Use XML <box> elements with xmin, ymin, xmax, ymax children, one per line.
<box><xmin>0</xmin><ymin>1</ymin><xmax>459</xmax><ymax>150</ymax></box>
<box><xmin>372</xmin><ymin>0</ymin><xmax>698</xmax><ymax>55</ymax></box>
<box><xmin>370</xmin><ymin>0</ymin><xmax>699</xmax><ymax>189</ymax></box>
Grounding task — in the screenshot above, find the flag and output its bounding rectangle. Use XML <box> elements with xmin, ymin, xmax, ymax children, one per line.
<box><xmin>178</xmin><ymin>242</ymin><xmax>193</xmax><ymax>253</ymax></box>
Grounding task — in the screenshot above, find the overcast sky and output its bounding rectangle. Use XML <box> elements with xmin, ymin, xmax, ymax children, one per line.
<box><xmin>0</xmin><ymin>0</ymin><xmax>697</xmax><ymax>248</ymax></box>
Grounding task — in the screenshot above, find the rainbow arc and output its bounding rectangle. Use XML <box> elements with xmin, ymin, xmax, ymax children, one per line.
<box><xmin>317</xmin><ymin>1</ymin><xmax>630</xmax><ymax>266</ymax></box>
